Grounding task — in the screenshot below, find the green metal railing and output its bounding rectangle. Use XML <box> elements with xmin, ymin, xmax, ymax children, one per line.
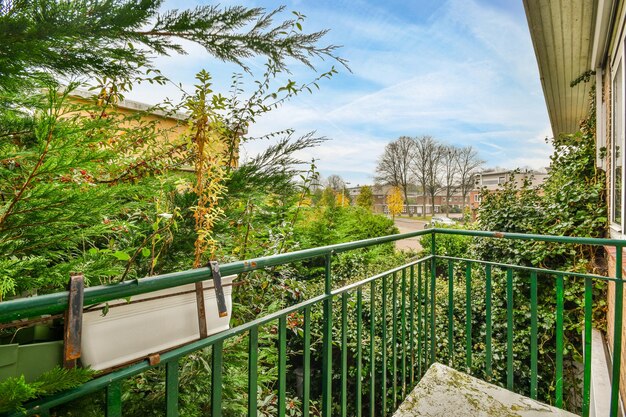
<box><xmin>0</xmin><ymin>229</ymin><xmax>624</xmax><ymax>416</ymax></box>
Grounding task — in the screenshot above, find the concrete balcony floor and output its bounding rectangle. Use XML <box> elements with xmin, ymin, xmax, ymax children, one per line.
<box><xmin>394</xmin><ymin>363</ymin><xmax>578</xmax><ymax>417</ymax></box>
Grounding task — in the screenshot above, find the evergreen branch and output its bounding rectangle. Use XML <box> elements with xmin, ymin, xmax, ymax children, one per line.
<box><xmin>0</xmin><ymin>106</ymin><xmax>54</xmax><ymax>227</ymax></box>
<box><xmin>0</xmin><ymin>2</ymin><xmax>348</xmax><ymax>88</ymax></box>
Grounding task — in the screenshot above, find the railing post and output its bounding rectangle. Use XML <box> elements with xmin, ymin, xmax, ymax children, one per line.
<box><xmin>166</xmin><ymin>360</ymin><xmax>180</xmax><ymax>417</ymax></box>
<box><xmin>555</xmin><ymin>274</ymin><xmax>564</xmax><ymax>408</ymax></box>
<box><xmin>322</xmin><ymin>253</ymin><xmax>333</xmax><ymax>417</ymax></box>
<box><xmin>430</xmin><ymin>231</ymin><xmax>436</xmax><ymax>365</ymax></box>
<box><xmin>610</xmin><ymin>245</ymin><xmax>624</xmax><ymax>417</ymax></box>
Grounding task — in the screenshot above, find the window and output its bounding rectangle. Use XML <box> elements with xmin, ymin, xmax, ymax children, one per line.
<box><xmin>474</xmin><ymin>195</ymin><xmax>481</xmax><ymax>203</ymax></box>
<box><xmin>498</xmin><ymin>176</ymin><xmax>505</xmax><ymax>184</ymax></box>
<box><xmin>612</xmin><ymin>58</ymin><xmax>624</xmax><ymax>227</ymax></box>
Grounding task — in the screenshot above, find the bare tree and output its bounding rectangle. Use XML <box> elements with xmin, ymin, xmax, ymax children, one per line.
<box><xmin>441</xmin><ymin>145</ymin><xmax>459</xmax><ymax>216</ymax></box>
<box><xmin>375</xmin><ymin>136</ymin><xmax>414</xmax><ymax>213</ymax></box>
<box><xmin>456</xmin><ymin>146</ymin><xmax>484</xmax><ymax>212</ymax></box>
<box><xmin>325</xmin><ymin>174</ymin><xmax>345</xmax><ymax>191</ymax></box>
<box><xmin>412</xmin><ymin>136</ymin><xmax>443</xmax><ymax>216</ymax></box>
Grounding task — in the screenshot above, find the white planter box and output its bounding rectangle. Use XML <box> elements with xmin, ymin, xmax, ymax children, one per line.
<box><xmin>81</xmin><ymin>275</ymin><xmax>235</xmax><ymax>371</ymax></box>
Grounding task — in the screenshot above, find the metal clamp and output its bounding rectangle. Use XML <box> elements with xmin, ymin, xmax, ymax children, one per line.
<box><xmin>64</xmin><ymin>274</ymin><xmax>84</xmax><ymax>369</ymax></box>
<box><xmin>209</xmin><ymin>261</ymin><xmax>228</xmax><ymax>318</ymax></box>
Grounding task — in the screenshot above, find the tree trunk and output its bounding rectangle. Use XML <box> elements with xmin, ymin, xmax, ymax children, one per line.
<box><xmin>430</xmin><ymin>191</ymin><xmax>436</xmax><ymax>215</ymax></box>
<box><xmin>403</xmin><ymin>187</ymin><xmax>410</xmax><ymax>217</ymax></box>
<box><xmin>420</xmin><ymin>182</ymin><xmax>427</xmax><ymax>218</ymax></box>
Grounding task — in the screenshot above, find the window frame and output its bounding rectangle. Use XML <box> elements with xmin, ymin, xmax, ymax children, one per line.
<box><xmin>611</xmin><ymin>43</ymin><xmax>626</xmax><ymax>234</ymax></box>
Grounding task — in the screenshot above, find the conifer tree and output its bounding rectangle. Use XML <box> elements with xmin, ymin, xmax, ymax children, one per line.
<box><xmin>0</xmin><ymin>0</ymin><xmax>347</xmax><ymax>89</ymax></box>
<box><xmin>356</xmin><ymin>185</ymin><xmax>374</xmax><ymax>210</ymax></box>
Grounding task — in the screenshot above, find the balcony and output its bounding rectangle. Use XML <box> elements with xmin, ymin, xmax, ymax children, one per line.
<box><xmin>0</xmin><ymin>229</ymin><xmax>622</xmax><ymax>416</ymax></box>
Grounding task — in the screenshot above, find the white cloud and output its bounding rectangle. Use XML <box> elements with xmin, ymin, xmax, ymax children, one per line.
<box><xmin>125</xmin><ymin>0</ymin><xmax>552</xmax><ymax>185</ymax></box>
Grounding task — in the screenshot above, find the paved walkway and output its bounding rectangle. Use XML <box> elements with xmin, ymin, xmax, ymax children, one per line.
<box><xmin>393</xmin><ymin>217</ymin><xmax>427</xmax><ymax>252</ymax></box>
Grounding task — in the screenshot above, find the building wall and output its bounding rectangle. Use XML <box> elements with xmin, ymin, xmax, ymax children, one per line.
<box><xmin>68</xmin><ymin>94</ymin><xmax>240</xmax><ymax>169</ymax></box>
<box><xmin>606</xmin><ymin>248</ymin><xmax>626</xmax><ymax>404</ymax></box>
<box><xmin>598</xmin><ymin>1</ymin><xmax>626</xmax><ymax>402</ymax></box>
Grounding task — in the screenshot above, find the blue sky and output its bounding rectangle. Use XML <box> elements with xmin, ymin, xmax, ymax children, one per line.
<box><xmin>129</xmin><ymin>0</ymin><xmax>552</xmax><ymax>185</ymax></box>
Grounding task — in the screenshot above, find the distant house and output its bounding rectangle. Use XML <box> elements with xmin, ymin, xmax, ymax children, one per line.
<box><xmin>69</xmin><ymin>88</ymin><xmax>188</xmax><ymax>140</ymax></box>
<box><xmin>470</xmin><ymin>169</ymin><xmax>548</xmax><ymax>211</ymax></box>
<box><xmin>68</xmin><ymin>88</ymin><xmax>241</xmax><ymax>170</ymax></box>
<box><xmin>348</xmin><ymin>184</ymin><xmax>469</xmax><ymax>216</ymax></box>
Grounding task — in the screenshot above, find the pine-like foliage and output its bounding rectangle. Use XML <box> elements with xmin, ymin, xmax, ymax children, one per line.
<box><xmin>0</xmin><ymin>367</ymin><xmax>95</xmax><ymax>413</ymax></box>
<box><xmin>0</xmin><ymin>0</ymin><xmax>347</xmax><ymax>89</ymax></box>
<box><xmin>0</xmin><ymin>80</ymin><xmax>186</xmax><ymax>297</ymax></box>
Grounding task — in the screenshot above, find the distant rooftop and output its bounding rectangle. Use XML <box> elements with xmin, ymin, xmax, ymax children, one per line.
<box><xmin>68</xmin><ymin>88</ymin><xmax>189</xmax><ymax>121</ymax></box>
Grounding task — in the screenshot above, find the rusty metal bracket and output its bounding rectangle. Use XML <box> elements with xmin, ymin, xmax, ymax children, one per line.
<box><xmin>63</xmin><ymin>273</ymin><xmax>84</xmax><ymax>369</ymax></box>
<box><xmin>148</xmin><ymin>353</ymin><xmax>161</xmax><ymax>366</ymax></box>
<box><xmin>194</xmin><ymin>279</ymin><xmax>208</xmax><ymax>339</ymax></box>
<box><xmin>209</xmin><ymin>261</ymin><xmax>228</xmax><ymax>318</ymax></box>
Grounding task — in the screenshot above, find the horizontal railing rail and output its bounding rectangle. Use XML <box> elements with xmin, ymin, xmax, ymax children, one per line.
<box><xmin>0</xmin><ymin>229</ymin><xmax>623</xmax><ymax>417</ymax></box>
<box><xmin>0</xmin><ymin>229</ymin><xmax>433</xmax><ymax>323</ymax></box>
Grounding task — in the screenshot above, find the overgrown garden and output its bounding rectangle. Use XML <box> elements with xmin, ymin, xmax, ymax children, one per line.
<box><xmin>0</xmin><ymin>1</ymin><xmax>610</xmax><ymax>415</ymax></box>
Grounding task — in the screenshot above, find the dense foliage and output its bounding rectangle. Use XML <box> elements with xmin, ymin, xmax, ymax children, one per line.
<box><xmin>0</xmin><ymin>1</ymin><xmax>360</xmax><ymax>413</ymax></box>
<box><xmin>418</xmin><ymin>88</ymin><xmax>607</xmax><ymax>412</ymax></box>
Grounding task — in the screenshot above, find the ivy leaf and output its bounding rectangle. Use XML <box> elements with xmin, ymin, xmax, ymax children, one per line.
<box><xmin>112</xmin><ymin>251</ymin><xmax>130</xmax><ymax>261</ymax></box>
<box><xmin>141</xmin><ymin>247</ymin><xmax>151</xmax><ymax>258</ymax></box>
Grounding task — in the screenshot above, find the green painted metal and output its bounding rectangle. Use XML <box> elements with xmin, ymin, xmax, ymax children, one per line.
<box><xmin>341</xmin><ymin>293</ymin><xmax>348</xmax><ymax>417</ymax></box>
<box><xmin>530</xmin><ymin>272</ymin><xmax>538</xmax><ymax>400</ymax></box>
<box><xmin>211</xmin><ymin>340</ymin><xmax>223</xmax><ymax>417</ymax></box>
<box><xmin>409</xmin><ymin>265</ymin><xmax>415</xmax><ymax>386</ymax></box>
<box><xmin>165</xmin><ymin>360</ymin><xmax>179</xmax><ymax>417</ymax></box>
<box><xmin>0</xmin><ymin>231</ymin><xmax>433</xmax><ymax>324</ymax></box>
<box><xmin>506</xmin><ymin>268</ymin><xmax>513</xmax><ymax>391</ymax></box>
<box><xmin>448</xmin><ymin>260</ymin><xmax>454</xmax><ymax>366</ymax></box>
<box><xmin>278</xmin><ymin>316</ymin><xmax>287</xmax><ymax>417</ymax></box>
<box><xmin>401</xmin><ymin>268</ymin><xmax>407</xmax><ymax>399</ymax></box>
<box><xmin>485</xmin><ymin>264</ymin><xmax>492</xmax><ymax>380</ymax></box>
<box><xmin>4</xmin><ymin>229</ymin><xmax>625</xmax><ymax>417</ymax></box>
<box><xmin>611</xmin><ymin>246</ymin><xmax>624</xmax><ymax>417</ymax></box>
<box><xmin>356</xmin><ymin>289</ymin><xmax>363</xmax><ymax>417</ymax></box>
<box><xmin>322</xmin><ymin>254</ymin><xmax>332</xmax><ymax>417</ymax></box>
<box><xmin>381</xmin><ymin>273</ymin><xmax>387</xmax><ymax>415</ymax></box>
<box><xmin>392</xmin><ymin>272</ymin><xmax>398</xmax><ymax>409</ymax></box>
<box><xmin>430</xmin><ymin>233</ymin><xmax>436</xmax><ymax>365</ymax></box>
<box><xmin>465</xmin><ymin>262</ymin><xmax>472</xmax><ymax>372</ymax></box>
<box><xmin>424</xmin><ymin>262</ymin><xmax>429</xmax><ymax>368</ymax></box>
<box><xmin>417</xmin><ymin>262</ymin><xmax>423</xmax><ymax>378</ymax></box>
<box><xmin>331</xmin><ymin>259</ymin><xmax>426</xmax><ymax>297</ymax></box>
<box><xmin>369</xmin><ymin>280</ymin><xmax>376</xmax><ymax>417</ymax></box>
<box><xmin>555</xmin><ymin>274</ymin><xmax>564</xmax><ymax>408</ymax></box>
<box><xmin>248</xmin><ymin>327</ymin><xmax>259</xmax><ymax>417</ymax></box>
<box><xmin>303</xmin><ymin>307</ymin><xmax>311</xmax><ymax>417</ymax></box>
<box><xmin>582</xmin><ymin>277</ymin><xmax>592</xmax><ymax>417</ymax></box>
<box><xmin>437</xmin><ymin>254</ymin><xmax>616</xmax><ymax>283</ymax></box>
<box><xmin>1</xmin><ymin>228</ymin><xmax>622</xmax><ymax>325</ymax></box>
<box><xmin>434</xmin><ymin>228</ymin><xmax>626</xmax><ymax>246</ymax></box>
<box><xmin>106</xmin><ymin>381</ymin><xmax>122</xmax><ymax>417</ymax></box>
